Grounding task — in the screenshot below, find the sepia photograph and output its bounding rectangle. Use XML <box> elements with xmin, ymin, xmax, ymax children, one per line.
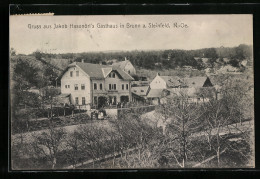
<box><xmin>9</xmin><ymin>14</ymin><xmax>254</xmax><ymax>170</ymax></box>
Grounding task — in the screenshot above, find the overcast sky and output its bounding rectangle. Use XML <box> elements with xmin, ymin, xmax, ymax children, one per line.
<box><xmin>10</xmin><ymin>15</ymin><xmax>253</xmax><ymax>54</ymax></box>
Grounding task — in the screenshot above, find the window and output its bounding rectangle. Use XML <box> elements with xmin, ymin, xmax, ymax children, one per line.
<box><xmin>75</xmin><ymin>97</ymin><xmax>79</xmax><ymax>105</ymax></box>
<box><xmin>81</xmin><ymin>84</ymin><xmax>85</xmax><ymax>90</ymax></box>
<box><xmin>68</xmin><ymin>85</ymin><xmax>70</xmax><ymax>88</ymax></box>
<box><xmin>108</xmin><ymin>73</ymin><xmax>111</xmax><ymax>78</ymax></box>
<box><xmin>100</xmin><ymin>83</ymin><xmax>103</xmax><ymax>90</ymax></box>
<box><xmin>82</xmin><ymin>97</ymin><xmax>85</xmax><ymax>105</ymax></box>
<box><xmin>109</xmin><ymin>84</ymin><xmax>117</xmax><ymax>90</ymax></box>
<box><xmin>65</xmin><ymin>85</ymin><xmax>67</xmax><ymax>88</ymax></box>
<box><xmin>70</xmin><ymin>71</ymin><xmax>73</xmax><ymax>77</ymax></box>
<box><xmin>112</xmin><ymin>73</ymin><xmax>115</xmax><ymax>78</ymax></box>
<box><xmin>94</xmin><ymin>83</ymin><xmax>97</xmax><ymax>90</ymax></box>
<box><xmin>141</xmin><ymin>90</ymin><xmax>144</xmax><ymax>92</ymax></box>
<box><xmin>128</xmin><ymin>70</ymin><xmax>130</xmax><ymax>74</ymax></box>
<box><xmin>76</xmin><ymin>71</ymin><xmax>79</xmax><ymax>77</ymax></box>
<box><xmin>126</xmin><ymin>84</ymin><xmax>129</xmax><ymax>90</ymax></box>
<box><xmin>74</xmin><ymin>84</ymin><xmax>78</xmax><ymax>90</ymax></box>
<box><xmin>122</xmin><ymin>84</ymin><xmax>124</xmax><ymax>90</ymax></box>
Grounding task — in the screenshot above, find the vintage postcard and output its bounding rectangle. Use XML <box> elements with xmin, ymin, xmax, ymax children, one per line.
<box><xmin>9</xmin><ymin>14</ymin><xmax>254</xmax><ymax>170</ymax></box>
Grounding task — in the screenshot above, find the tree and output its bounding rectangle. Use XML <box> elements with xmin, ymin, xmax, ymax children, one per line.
<box><xmin>10</xmin><ymin>47</ymin><xmax>16</xmax><ymax>56</ymax></box>
<box><xmin>40</xmin><ymin>87</ymin><xmax>60</xmax><ymax>118</ymax></box>
<box><xmin>156</xmin><ymin>92</ymin><xmax>205</xmax><ymax>168</ymax></box>
<box><xmin>31</xmin><ymin>126</ymin><xmax>66</xmax><ymax>169</ymax></box>
<box><xmin>64</xmin><ymin>131</ymin><xmax>83</xmax><ymax>169</ymax></box>
<box><xmin>77</xmin><ymin>124</ymin><xmax>107</xmax><ymax>168</ymax></box>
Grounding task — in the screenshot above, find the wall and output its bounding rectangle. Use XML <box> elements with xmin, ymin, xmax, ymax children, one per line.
<box><xmin>99</xmin><ymin>71</ymin><xmax>131</xmax><ymax>102</ymax></box>
<box><xmin>150</xmin><ymin>76</ymin><xmax>167</xmax><ymax>89</ymax></box>
<box><xmin>124</xmin><ymin>62</ymin><xmax>136</xmax><ymax>76</ymax></box>
<box><xmin>61</xmin><ymin>66</ymin><xmax>91</xmax><ymax>106</ymax></box>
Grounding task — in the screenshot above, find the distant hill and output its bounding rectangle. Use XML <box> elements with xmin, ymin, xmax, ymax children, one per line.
<box><xmin>11</xmin><ymin>44</ymin><xmax>253</xmax><ymax>78</ymax></box>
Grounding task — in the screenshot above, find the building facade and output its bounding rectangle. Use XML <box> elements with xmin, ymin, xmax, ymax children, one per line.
<box><xmin>60</xmin><ymin>62</ymin><xmax>134</xmax><ymax>109</ymax></box>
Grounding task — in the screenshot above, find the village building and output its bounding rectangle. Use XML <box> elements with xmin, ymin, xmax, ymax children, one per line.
<box><xmin>111</xmin><ymin>58</ymin><xmax>136</xmax><ymax>76</ymax></box>
<box><xmin>217</xmin><ymin>65</ymin><xmax>240</xmax><ymax>74</ymax></box>
<box><xmin>131</xmin><ymin>86</ymin><xmax>150</xmax><ymax>103</ymax></box>
<box><xmin>60</xmin><ymin>62</ymin><xmax>134</xmax><ymax>110</ymax></box>
<box><xmin>146</xmin><ymin>73</ymin><xmax>214</xmax><ymax>104</ymax></box>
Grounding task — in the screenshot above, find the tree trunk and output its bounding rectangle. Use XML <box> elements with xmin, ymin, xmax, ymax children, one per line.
<box><xmin>125</xmin><ymin>150</ymin><xmax>129</xmax><ymax>160</ymax></box>
<box><xmin>113</xmin><ymin>155</ymin><xmax>115</xmax><ymax>167</ymax></box>
<box><xmin>26</xmin><ymin>119</ymin><xmax>29</xmax><ymax>132</ymax></box>
<box><xmin>50</xmin><ymin>103</ymin><xmax>53</xmax><ymax>119</ymax></box>
<box><xmin>216</xmin><ymin>133</ymin><xmax>221</xmax><ymax>167</ymax></box>
<box><xmin>138</xmin><ymin>148</ymin><xmax>141</xmax><ymax>161</ymax></box>
<box><xmin>52</xmin><ymin>157</ymin><xmax>56</xmax><ymax>169</ymax></box>
<box><xmin>217</xmin><ymin>146</ymin><xmax>220</xmax><ymax>167</ymax></box>
<box><xmin>207</xmin><ymin>135</ymin><xmax>212</xmax><ymax>151</ymax></box>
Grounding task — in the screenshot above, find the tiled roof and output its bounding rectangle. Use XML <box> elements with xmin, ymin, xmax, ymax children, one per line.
<box><xmin>68</xmin><ymin>62</ymin><xmax>133</xmax><ymax>80</ymax></box>
<box><xmin>159</xmin><ymin>76</ymin><xmax>212</xmax><ymax>88</ymax></box>
<box><xmin>131</xmin><ymin>86</ymin><xmax>150</xmax><ymax>96</ymax></box>
<box><xmin>112</xmin><ymin>66</ymin><xmax>134</xmax><ymax>81</ymax></box>
<box><xmin>147</xmin><ymin>89</ymin><xmax>165</xmax><ymax>98</ymax></box>
<box><xmin>160</xmin><ymin>76</ymin><xmax>182</xmax><ymax>87</ymax></box>
<box><xmin>54</xmin><ymin>94</ymin><xmax>70</xmax><ymax>104</ymax></box>
<box><xmin>112</xmin><ymin>60</ymin><xmax>129</xmax><ymax>69</ymax></box>
<box><xmin>183</xmin><ymin>77</ymin><xmax>209</xmax><ymax>88</ymax></box>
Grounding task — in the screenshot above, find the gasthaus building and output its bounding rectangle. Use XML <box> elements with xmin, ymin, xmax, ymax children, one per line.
<box><xmin>60</xmin><ymin>62</ymin><xmax>134</xmax><ymax>110</ymax></box>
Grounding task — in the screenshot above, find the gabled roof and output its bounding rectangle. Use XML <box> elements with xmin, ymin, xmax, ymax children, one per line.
<box><xmin>158</xmin><ymin>75</ymin><xmax>212</xmax><ymax>88</ymax></box>
<box><xmin>183</xmin><ymin>77</ymin><xmax>210</xmax><ymax>88</ymax></box>
<box><xmin>74</xmin><ymin>62</ymin><xmax>106</xmax><ymax>79</ymax></box>
<box><xmin>102</xmin><ymin>67</ymin><xmax>113</xmax><ymax>78</ymax></box>
<box><xmin>159</xmin><ymin>76</ymin><xmax>182</xmax><ymax>87</ymax></box>
<box><xmin>66</xmin><ymin>62</ymin><xmax>134</xmax><ymax>80</ymax></box>
<box><xmin>112</xmin><ymin>60</ymin><xmax>130</xmax><ymax>69</ymax></box>
<box><xmin>131</xmin><ymin>86</ymin><xmax>150</xmax><ymax>96</ymax></box>
<box><xmin>147</xmin><ymin>89</ymin><xmax>165</xmax><ymax>98</ymax></box>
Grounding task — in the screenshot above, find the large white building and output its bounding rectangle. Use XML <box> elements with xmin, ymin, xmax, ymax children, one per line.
<box><xmin>60</xmin><ymin>62</ymin><xmax>134</xmax><ymax>109</ymax></box>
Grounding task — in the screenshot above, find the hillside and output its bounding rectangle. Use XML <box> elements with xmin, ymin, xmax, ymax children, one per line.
<box><xmin>23</xmin><ymin>44</ymin><xmax>253</xmax><ymax>71</ymax></box>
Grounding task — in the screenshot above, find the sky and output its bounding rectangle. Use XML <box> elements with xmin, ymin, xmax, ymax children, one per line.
<box><xmin>10</xmin><ymin>15</ymin><xmax>253</xmax><ymax>55</ymax></box>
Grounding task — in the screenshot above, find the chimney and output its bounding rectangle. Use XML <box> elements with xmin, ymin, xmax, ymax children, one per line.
<box><xmin>125</xmin><ymin>57</ymin><xmax>127</xmax><ymax>61</ymax></box>
<box><xmin>81</xmin><ymin>59</ymin><xmax>84</xmax><ymax>63</ymax></box>
<box><xmin>99</xmin><ymin>61</ymin><xmax>102</xmax><ymax>65</ymax></box>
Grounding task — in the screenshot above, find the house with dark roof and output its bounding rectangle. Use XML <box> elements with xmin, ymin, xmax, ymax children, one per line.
<box><xmin>60</xmin><ymin>62</ymin><xmax>134</xmax><ymax>109</ymax></box>
<box><xmin>111</xmin><ymin>58</ymin><xmax>136</xmax><ymax>76</ymax></box>
<box><xmin>131</xmin><ymin>86</ymin><xmax>150</xmax><ymax>103</ymax></box>
<box><xmin>148</xmin><ymin>73</ymin><xmax>214</xmax><ymax>104</ymax></box>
